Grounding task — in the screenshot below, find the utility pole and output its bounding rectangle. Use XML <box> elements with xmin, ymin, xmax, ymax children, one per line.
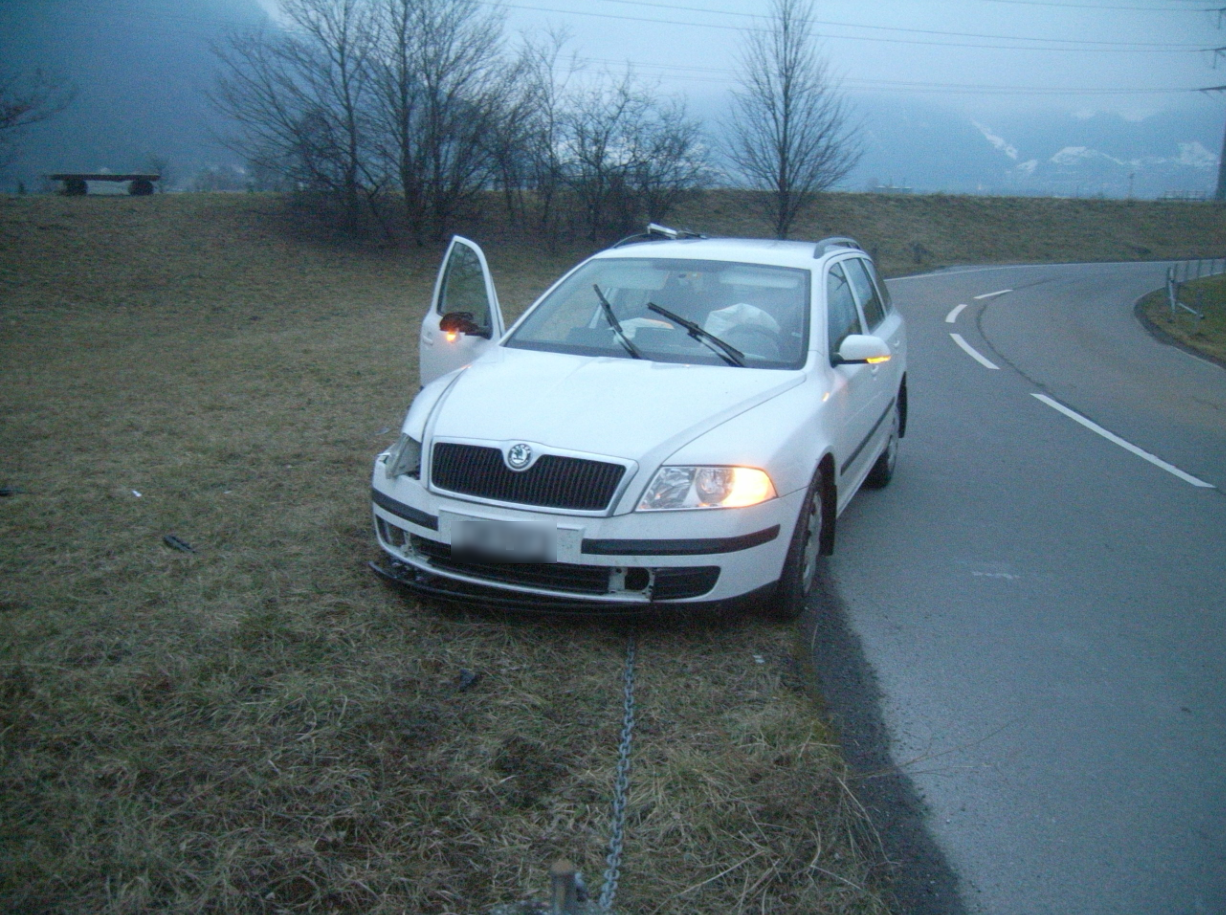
<box><xmin>1210</xmin><ymin>12</ymin><xmax>1226</xmax><ymax>199</ymax></box>
<box><xmin>1201</xmin><ymin>85</ymin><xmax>1226</xmax><ymax>200</ymax></box>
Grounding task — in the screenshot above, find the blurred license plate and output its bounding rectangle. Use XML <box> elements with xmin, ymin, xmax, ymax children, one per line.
<box><xmin>448</xmin><ymin>513</ymin><xmax>556</xmax><ymax>563</ymax></box>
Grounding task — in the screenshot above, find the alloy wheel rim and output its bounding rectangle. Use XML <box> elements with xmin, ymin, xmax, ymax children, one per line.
<box><xmin>801</xmin><ymin>489</ymin><xmax>822</xmax><ymax>590</ymax></box>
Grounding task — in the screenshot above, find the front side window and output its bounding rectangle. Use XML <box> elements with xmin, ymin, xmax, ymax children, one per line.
<box><xmin>438</xmin><ymin>244</ymin><xmax>492</xmax><ymax>333</ymax></box>
<box><xmin>826</xmin><ymin>262</ymin><xmax>862</xmax><ymax>363</ymax></box>
<box><xmin>506</xmin><ymin>257</ymin><xmax>811</xmax><ymax>369</ymax></box>
<box><xmin>865</xmin><ymin>258</ymin><xmax>892</xmax><ymax>311</ymax></box>
<box><xmin>844</xmin><ymin>258</ymin><xmax>885</xmax><ymax>330</ymax></box>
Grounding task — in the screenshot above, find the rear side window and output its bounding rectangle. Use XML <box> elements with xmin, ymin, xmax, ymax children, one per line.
<box><xmin>845</xmin><ymin>258</ymin><xmax>885</xmax><ymax>330</ymax></box>
<box><xmin>826</xmin><ymin>263</ymin><xmax>862</xmax><ymax>362</ymax></box>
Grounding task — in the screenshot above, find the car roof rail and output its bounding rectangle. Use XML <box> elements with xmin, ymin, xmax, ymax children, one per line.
<box><xmin>813</xmin><ymin>236</ymin><xmax>863</xmax><ymax>257</ymax></box>
<box><xmin>612</xmin><ymin>223</ymin><xmax>707</xmax><ymax>247</ymax></box>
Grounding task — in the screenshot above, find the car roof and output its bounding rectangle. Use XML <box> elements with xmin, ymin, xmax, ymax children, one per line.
<box><xmin>591</xmin><ymin>236</ymin><xmax>864</xmax><ymax>270</ymax></box>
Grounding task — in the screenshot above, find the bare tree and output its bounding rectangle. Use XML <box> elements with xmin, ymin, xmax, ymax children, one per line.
<box><xmin>213</xmin><ymin>0</ymin><xmax>377</xmax><ymax>231</ymax></box>
<box><xmin>565</xmin><ymin>71</ymin><xmax>643</xmax><ymax>240</ymax></box>
<box><xmin>0</xmin><ymin>68</ymin><xmax>75</xmax><ymax>171</ymax></box>
<box><xmin>564</xmin><ymin>69</ymin><xmax>707</xmax><ymax>241</ymax></box>
<box><xmin>727</xmin><ymin>0</ymin><xmax>858</xmax><ymax>239</ymax></box>
<box><xmin>484</xmin><ymin>30</ymin><xmax>569</xmax><ymax>229</ymax></box>
<box><xmin>368</xmin><ymin>0</ymin><xmax>504</xmax><ymax>242</ymax></box>
<box><xmin>511</xmin><ymin>29</ymin><xmax>577</xmax><ymax>238</ymax></box>
<box><xmin>631</xmin><ymin>97</ymin><xmax>708</xmax><ymax>223</ymax></box>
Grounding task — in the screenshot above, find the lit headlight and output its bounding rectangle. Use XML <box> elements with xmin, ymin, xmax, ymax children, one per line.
<box><xmin>637</xmin><ymin>466</ymin><xmax>777</xmax><ymax>511</ymax></box>
<box><xmin>382</xmin><ymin>434</ymin><xmax>422</xmax><ymax>479</ymax></box>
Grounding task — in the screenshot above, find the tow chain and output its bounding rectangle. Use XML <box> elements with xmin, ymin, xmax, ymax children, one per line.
<box><xmin>598</xmin><ymin>632</ymin><xmax>637</xmax><ymax>911</ymax></box>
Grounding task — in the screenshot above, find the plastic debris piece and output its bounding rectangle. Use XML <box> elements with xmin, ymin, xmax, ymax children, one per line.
<box><xmin>132</xmin><ymin>490</ymin><xmax>142</xmax><ymax>498</ymax></box>
<box><xmin>753</xmin><ymin>654</ymin><xmax>765</xmax><ymax>664</ymax></box>
<box><xmin>456</xmin><ymin>668</ymin><xmax>481</xmax><ymax>691</ymax></box>
<box><xmin>163</xmin><ymin>534</ymin><xmax>197</xmax><ymax>554</ymax></box>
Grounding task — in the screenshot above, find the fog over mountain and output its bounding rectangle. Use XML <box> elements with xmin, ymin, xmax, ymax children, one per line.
<box><xmin>3</xmin><ymin>0</ymin><xmax>1222</xmax><ymax>199</ymax></box>
<box><xmin>849</xmin><ymin>96</ymin><xmax>1223</xmax><ymax>198</ymax></box>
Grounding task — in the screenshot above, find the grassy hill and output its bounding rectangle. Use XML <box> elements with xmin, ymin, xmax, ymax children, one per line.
<box><xmin>678</xmin><ymin>191</ymin><xmax>1226</xmax><ymax>277</ymax></box>
<box><xmin>2</xmin><ymin>190</ymin><xmax>1223</xmax><ymax>915</ymax></box>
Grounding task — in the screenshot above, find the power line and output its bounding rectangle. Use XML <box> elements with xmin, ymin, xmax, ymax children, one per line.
<box><xmin>577</xmin><ymin>53</ymin><xmax>1210</xmax><ymax>96</ymax></box>
<box><xmin>973</xmin><ymin>0</ymin><xmax>1217</xmax><ymax>10</ymax></box>
<box><xmin>577</xmin><ymin>0</ymin><xmax>1211</xmax><ymax>47</ymax></box>
<box><xmin>499</xmin><ymin>1</ymin><xmax>1213</xmax><ymax>52</ymax></box>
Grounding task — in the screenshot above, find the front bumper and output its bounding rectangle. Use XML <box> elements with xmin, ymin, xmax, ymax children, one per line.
<box><xmin>370</xmin><ymin>559</ymin><xmax>776</xmax><ymax>615</ymax></box>
<box><xmin>371</xmin><ymin>477</ymin><xmax>800</xmax><ymax>607</ymax></box>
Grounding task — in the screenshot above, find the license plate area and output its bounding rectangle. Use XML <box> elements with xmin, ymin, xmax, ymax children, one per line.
<box><xmin>442</xmin><ymin>511</ymin><xmax>558</xmax><ymax>563</ymax></box>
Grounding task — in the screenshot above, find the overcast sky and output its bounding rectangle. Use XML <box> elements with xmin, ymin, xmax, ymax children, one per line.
<box><xmin>11</xmin><ymin>0</ymin><xmax>1223</xmax><ymax>118</ymax></box>
<box><xmin>4</xmin><ymin>0</ymin><xmax>1223</xmax><ymax>192</ymax></box>
<box><xmin>460</xmin><ymin>0</ymin><xmax>1224</xmax><ymax>120</ymax></box>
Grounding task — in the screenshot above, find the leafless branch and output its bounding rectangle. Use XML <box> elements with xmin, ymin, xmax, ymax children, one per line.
<box><xmin>727</xmin><ymin>0</ymin><xmax>860</xmax><ymax>238</ymax></box>
<box><xmin>0</xmin><ymin>68</ymin><xmax>76</xmax><ymax>171</ymax></box>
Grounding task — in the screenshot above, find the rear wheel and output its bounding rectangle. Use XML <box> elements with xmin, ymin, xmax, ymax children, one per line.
<box><xmin>767</xmin><ymin>467</ymin><xmax>825</xmax><ymax>621</ymax></box>
<box><xmin>865</xmin><ymin>400</ymin><xmax>900</xmax><ymax>489</ymax></box>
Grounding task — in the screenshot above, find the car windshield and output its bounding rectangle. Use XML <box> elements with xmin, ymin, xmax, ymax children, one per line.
<box><xmin>505</xmin><ymin>257</ymin><xmax>810</xmax><ymax>369</ymax></box>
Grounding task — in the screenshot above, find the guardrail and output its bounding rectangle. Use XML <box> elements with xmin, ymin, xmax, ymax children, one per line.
<box><xmin>1166</xmin><ymin>257</ymin><xmax>1226</xmax><ymax>320</ymax></box>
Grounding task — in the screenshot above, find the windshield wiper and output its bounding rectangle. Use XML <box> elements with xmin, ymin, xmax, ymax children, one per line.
<box><xmin>593</xmin><ymin>284</ymin><xmax>643</xmax><ymax>359</ymax></box>
<box><xmin>647</xmin><ymin>302</ymin><xmax>745</xmax><ymax>367</ymax></box>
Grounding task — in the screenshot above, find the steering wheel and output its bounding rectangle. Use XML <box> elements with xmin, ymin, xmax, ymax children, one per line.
<box><xmin>722</xmin><ymin>324</ymin><xmax>781</xmax><ymax>361</ymax></box>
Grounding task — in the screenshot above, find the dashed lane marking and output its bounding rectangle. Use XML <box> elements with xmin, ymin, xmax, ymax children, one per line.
<box><xmin>1032</xmin><ymin>394</ymin><xmax>1215</xmax><ymax>489</ymax></box>
<box><xmin>945</xmin><ymin>303</ymin><xmax>969</xmax><ymax>323</ymax></box>
<box><xmin>973</xmin><ymin>288</ymin><xmax>1013</xmax><ymax>300</ymax></box>
<box><xmin>950</xmin><ymin>333</ymin><xmax>1000</xmax><ymax>370</ymax></box>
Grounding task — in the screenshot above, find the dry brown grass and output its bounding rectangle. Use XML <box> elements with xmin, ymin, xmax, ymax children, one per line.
<box><xmin>0</xmin><ymin>194</ymin><xmax>891</xmax><ymax>915</ymax></box>
<box><xmin>4</xmin><ymin>189</ymin><xmax>1222</xmax><ymax>914</ymax></box>
<box><xmin>676</xmin><ymin>190</ymin><xmax>1226</xmax><ymax>277</ymax></box>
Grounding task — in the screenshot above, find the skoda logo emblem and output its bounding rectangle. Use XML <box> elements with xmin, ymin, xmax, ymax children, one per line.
<box><xmin>506</xmin><ymin>443</ymin><xmax>533</xmax><ymax>470</ymax></box>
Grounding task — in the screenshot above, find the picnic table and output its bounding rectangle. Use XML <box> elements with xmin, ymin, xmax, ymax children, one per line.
<box><xmin>48</xmin><ymin>173</ymin><xmax>160</xmax><ymax>196</ymax></box>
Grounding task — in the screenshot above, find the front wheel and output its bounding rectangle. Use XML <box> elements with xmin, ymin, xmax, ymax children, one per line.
<box><xmin>766</xmin><ymin>467</ymin><xmax>825</xmax><ymax>621</ymax></box>
<box><xmin>864</xmin><ymin>400</ymin><xmax>900</xmax><ymax>489</ymax></box>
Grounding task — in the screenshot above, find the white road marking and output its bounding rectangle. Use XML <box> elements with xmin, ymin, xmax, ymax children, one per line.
<box><xmin>1031</xmin><ymin>394</ymin><xmax>1215</xmax><ymax>488</ymax></box>
<box><xmin>945</xmin><ymin>303</ymin><xmax>969</xmax><ymax>323</ymax></box>
<box><xmin>974</xmin><ymin>288</ymin><xmax>1013</xmax><ymax>300</ymax></box>
<box><xmin>950</xmin><ymin>333</ymin><xmax>1000</xmax><ymax>369</ymax></box>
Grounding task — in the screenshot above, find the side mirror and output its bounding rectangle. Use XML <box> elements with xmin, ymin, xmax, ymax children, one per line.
<box><xmin>834</xmin><ymin>334</ymin><xmax>891</xmax><ymax>365</ymax></box>
<box><xmin>439</xmin><ymin>311</ymin><xmax>489</xmax><ymax>339</ymax></box>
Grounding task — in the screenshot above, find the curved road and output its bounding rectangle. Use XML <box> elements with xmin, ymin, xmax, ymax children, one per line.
<box><xmin>815</xmin><ymin>262</ymin><xmax>1226</xmax><ymax>914</ymax></box>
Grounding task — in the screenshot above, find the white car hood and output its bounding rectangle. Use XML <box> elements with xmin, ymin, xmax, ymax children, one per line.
<box><xmin>428</xmin><ymin>346</ymin><xmax>804</xmax><ymax>462</ymax></box>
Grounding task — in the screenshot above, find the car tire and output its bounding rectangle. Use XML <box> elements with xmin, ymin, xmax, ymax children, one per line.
<box><xmin>864</xmin><ymin>400</ymin><xmax>900</xmax><ymax>489</ymax></box>
<box><xmin>767</xmin><ymin>466</ymin><xmax>825</xmax><ymax>621</ymax></box>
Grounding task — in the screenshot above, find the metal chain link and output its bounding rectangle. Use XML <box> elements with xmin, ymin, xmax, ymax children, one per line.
<box><xmin>599</xmin><ymin>633</ymin><xmax>637</xmax><ymax>911</ymax></box>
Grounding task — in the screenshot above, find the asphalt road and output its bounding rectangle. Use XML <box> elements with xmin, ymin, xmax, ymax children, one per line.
<box><xmin>816</xmin><ymin>262</ymin><xmax>1226</xmax><ymax>915</ymax></box>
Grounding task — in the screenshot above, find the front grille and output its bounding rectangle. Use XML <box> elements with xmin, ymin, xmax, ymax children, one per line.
<box><xmin>411</xmin><ymin>536</ymin><xmax>720</xmax><ymax>601</ymax></box>
<box><xmin>431</xmin><ymin>443</ymin><xmax>626</xmax><ymax>511</ymax></box>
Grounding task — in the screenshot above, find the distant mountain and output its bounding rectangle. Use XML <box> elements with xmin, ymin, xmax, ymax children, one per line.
<box><xmin>3</xmin><ymin>2</ymin><xmax>1221</xmax><ymax>201</ymax></box>
<box><xmin>850</xmin><ymin>96</ymin><xmax>1223</xmax><ymax>199</ymax></box>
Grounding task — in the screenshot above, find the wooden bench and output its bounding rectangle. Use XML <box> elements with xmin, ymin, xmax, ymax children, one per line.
<box><xmin>47</xmin><ymin>173</ymin><xmax>161</xmax><ymax>196</ymax></box>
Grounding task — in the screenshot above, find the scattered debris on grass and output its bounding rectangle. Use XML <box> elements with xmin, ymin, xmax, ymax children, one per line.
<box><xmin>161</xmin><ymin>534</ymin><xmax>197</xmax><ymax>554</ymax></box>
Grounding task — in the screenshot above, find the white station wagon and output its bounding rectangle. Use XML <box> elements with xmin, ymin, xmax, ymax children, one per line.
<box><xmin>371</xmin><ymin>227</ymin><xmax>907</xmax><ymax>618</ymax></box>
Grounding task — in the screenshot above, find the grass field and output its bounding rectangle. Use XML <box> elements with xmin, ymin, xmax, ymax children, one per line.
<box><xmin>3</xmin><ymin>190</ymin><xmax>1224</xmax><ymax>915</ymax></box>
<box><xmin>0</xmin><ymin>194</ymin><xmax>891</xmax><ymax>915</ymax></box>
<box><xmin>1139</xmin><ymin>272</ymin><xmax>1226</xmax><ymax>366</ymax></box>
